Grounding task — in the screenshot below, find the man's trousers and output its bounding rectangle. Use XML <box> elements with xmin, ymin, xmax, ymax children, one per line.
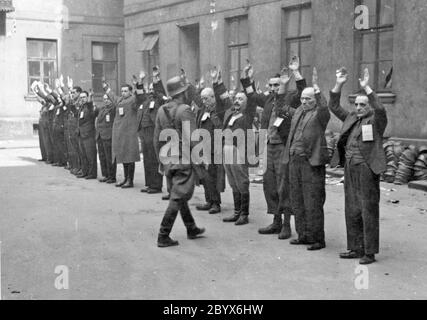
<box><xmin>79</xmin><ymin>136</ymin><xmax>97</xmax><ymax>177</ymax></box>
<box><xmin>344</xmin><ymin>161</ymin><xmax>380</xmax><ymax>255</ymax></box>
<box><xmin>264</xmin><ymin>144</ymin><xmax>285</xmax><ymax>215</ymax></box>
<box><xmin>97</xmin><ymin>137</ymin><xmax>116</xmax><ymax>181</ymax></box>
<box><xmin>139</xmin><ymin>127</ymin><xmax>163</xmax><ymax>190</ymax></box>
<box><xmin>38</xmin><ymin>119</ymin><xmax>48</xmax><ymax>160</ymax></box>
<box><xmin>53</xmin><ymin>125</ymin><xmax>67</xmax><ymax>165</ymax></box>
<box><xmin>201</xmin><ymin>163</ymin><xmax>222</xmax><ymax>205</ymax></box>
<box><xmin>289</xmin><ymin>155</ymin><xmax>326</xmax><ymax>245</ymax></box>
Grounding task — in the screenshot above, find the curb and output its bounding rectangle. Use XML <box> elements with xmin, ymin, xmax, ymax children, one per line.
<box><xmin>408</xmin><ymin>181</ymin><xmax>427</xmax><ymax>192</ymax></box>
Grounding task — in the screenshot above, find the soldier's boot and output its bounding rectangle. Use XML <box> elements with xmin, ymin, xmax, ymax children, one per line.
<box><xmin>258</xmin><ymin>214</ymin><xmax>282</xmax><ymax>235</ymax></box>
<box><xmin>278</xmin><ymin>212</ymin><xmax>292</xmax><ymax>240</ymax></box>
<box><xmin>235</xmin><ymin>193</ymin><xmax>250</xmax><ymax>226</ymax></box>
<box><xmin>116</xmin><ymin>164</ymin><xmax>128</xmax><ymax>187</ymax></box>
<box><xmin>223</xmin><ymin>192</ymin><xmax>241</xmax><ymax>223</ymax></box>
<box><xmin>122</xmin><ymin>163</ymin><xmax>135</xmax><ymax>189</ymax></box>
<box><xmin>187</xmin><ymin>227</ymin><xmax>206</xmax><ymax>240</ymax></box>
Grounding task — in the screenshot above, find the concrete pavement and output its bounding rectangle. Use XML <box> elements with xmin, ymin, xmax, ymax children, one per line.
<box><xmin>1</xmin><ymin>145</ymin><xmax>427</xmax><ymax>300</ymax></box>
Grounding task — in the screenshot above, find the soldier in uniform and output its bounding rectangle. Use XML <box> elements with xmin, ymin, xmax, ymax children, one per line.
<box><xmin>241</xmin><ymin>57</ymin><xmax>306</xmax><ymax>240</ymax></box>
<box><xmin>137</xmin><ymin>71</ymin><xmax>166</xmax><ymax>194</ymax></box>
<box><xmin>76</xmin><ymin>91</ymin><xmax>98</xmax><ymax>179</ymax></box>
<box><xmin>282</xmin><ymin>68</ymin><xmax>330</xmax><ymax>251</ymax></box>
<box><xmin>154</xmin><ymin>76</ymin><xmax>205</xmax><ymax>248</ymax></box>
<box><xmin>96</xmin><ymin>94</ymin><xmax>117</xmax><ymax>184</ymax></box>
<box><xmin>194</xmin><ymin>67</ymin><xmax>227</xmax><ymax>214</ymax></box>
<box><xmin>329</xmin><ymin>68</ymin><xmax>387</xmax><ymax>265</ymax></box>
<box><xmin>105</xmin><ymin>83</ymin><xmax>141</xmax><ymax>189</ymax></box>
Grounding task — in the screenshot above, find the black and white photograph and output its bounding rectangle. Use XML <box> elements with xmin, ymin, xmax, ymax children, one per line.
<box><xmin>1</xmin><ymin>0</ymin><xmax>427</xmax><ymax>305</ymax></box>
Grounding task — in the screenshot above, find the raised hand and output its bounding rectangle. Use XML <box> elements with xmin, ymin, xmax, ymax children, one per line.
<box><xmin>132</xmin><ymin>75</ymin><xmax>138</xmax><ymax>86</ymax></box>
<box><xmin>336</xmin><ymin>67</ymin><xmax>348</xmax><ymax>85</ymax></box>
<box><xmin>280</xmin><ymin>66</ymin><xmax>291</xmax><ymax>86</ymax></box>
<box><xmin>244</xmin><ymin>59</ymin><xmax>254</xmax><ymax>80</ymax></box>
<box><xmin>59</xmin><ymin>75</ymin><xmax>65</xmax><ymax>88</ymax></box>
<box><xmin>289</xmin><ymin>56</ymin><xmax>300</xmax><ymax>72</ymax></box>
<box><xmin>31</xmin><ymin>81</ymin><xmax>40</xmax><ymax>94</ymax></box>
<box><xmin>359</xmin><ymin>68</ymin><xmax>370</xmax><ymax>89</ymax></box>
<box><xmin>210</xmin><ymin>66</ymin><xmax>219</xmax><ymax>83</ymax></box>
<box><xmin>55</xmin><ymin>78</ymin><xmax>61</xmax><ymax>89</ymax></box>
<box><xmin>67</xmin><ymin>76</ymin><xmax>73</xmax><ymax>90</ymax></box>
<box><xmin>312</xmin><ymin>67</ymin><xmax>320</xmax><ymax>92</ymax></box>
<box><xmin>139</xmin><ymin>70</ymin><xmax>147</xmax><ymax>80</ymax></box>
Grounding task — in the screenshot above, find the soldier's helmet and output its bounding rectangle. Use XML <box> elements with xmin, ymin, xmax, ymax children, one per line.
<box><xmin>166</xmin><ymin>76</ymin><xmax>189</xmax><ymax>98</ymax></box>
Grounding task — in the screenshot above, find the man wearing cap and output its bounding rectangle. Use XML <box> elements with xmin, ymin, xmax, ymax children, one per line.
<box><xmin>283</xmin><ymin>68</ymin><xmax>330</xmax><ymax>251</ymax></box>
<box><xmin>154</xmin><ymin>76</ymin><xmax>205</xmax><ymax>248</ymax></box>
<box><xmin>329</xmin><ymin>68</ymin><xmax>387</xmax><ymax>265</ymax></box>
<box><xmin>241</xmin><ymin>57</ymin><xmax>306</xmax><ymax>240</ymax></box>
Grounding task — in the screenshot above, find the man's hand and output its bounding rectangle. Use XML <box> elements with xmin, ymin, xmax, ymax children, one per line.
<box><xmin>359</xmin><ymin>68</ymin><xmax>369</xmax><ymax>89</ymax></box>
<box><xmin>44</xmin><ymin>83</ymin><xmax>53</xmax><ymax>94</ymax></box>
<box><xmin>59</xmin><ymin>75</ymin><xmax>65</xmax><ymax>88</ymax></box>
<box><xmin>336</xmin><ymin>67</ymin><xmax>348</xmax><ymax>85</ymax></box>
<box><xmin>132</xmin><ymin>75</ymin><xmax>138</xmax><ymax>86</ymax></box>
<box><xmin>139</xmin><ymin>70</ymin><xmax>146</xmax><ymax>81</ymax></box>
<box><xmin>289</xmin><ymin>56</ymin><xmax>300</xmax><ymax>72</ymax></box>
<box><xmin>312</xmin><ymin>67</ymin><xmax>320</xmax><ymax>93</ymax></box>
<box><xmin>67</xmin><ymin>76</ymin><xmax>73</xmax><ymax>90</ymax></box>
<box><xmin>280</xmin><ymin>66</ymin><xmax>291</xmax><ymax>86</ymax></box>
<box><xmin>153</xmin><ymin>66</ymin><xmax>161</xmax><ymax>84</ymax></box>
<box><xmin>31</xmin><ymin>81</ymin><xmax>40</xmax><ymax>94</ymax></box>
<box><xmin>210</xmin><ymin>66</ymin><xmax>219</xmax><ymax>83</ymax></box>
<box><xmin>244</xmin><ymin>60</ymin><xmax>254</xmax><ymax>80</ymax></box>
<box><xmin>55</xmin><ymin>78</ymin><xmax>61</xmax><ymax>89</ymax></box>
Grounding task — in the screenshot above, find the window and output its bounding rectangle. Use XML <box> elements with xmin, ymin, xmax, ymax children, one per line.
<box><xmin>141</xmin><ymin>32</ymin><xmax>159</xmax><ymax>78</ymax></box>
<box><xmin>226</xmin><ymin>16</ymin><xmax>249</xmax><ymax>91</ymax></box>
<box><xmin>354</xmin><ymin>0</ymin><xmax>394</xmax><ymax>91</ymax></box>
<box><xmin>27</xmin><ymin>39</ymin><xmax>58</xmax><ymax>94</ymax></box>
<box><xmin>92</xmin><ymin>42</ymin><xmax>118</xmax><ymax>94</ymax></box>
<box><xmin>283</xmin><ymin>4</ymin><xmax>313</xmax><ymax>88</ymax></box>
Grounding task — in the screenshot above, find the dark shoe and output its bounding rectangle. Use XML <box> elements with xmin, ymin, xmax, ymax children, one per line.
<box><xmin>106</xmin><ymin>178</ymin><xmax>117</xmax><ymax>184</ymax></box>
<box><xmin>290</xmin><ymin>238</ymin><xmax>310</xmax><ymax>245</ymax></box>
<box><xmin>187</xmin><ymin>227</ymin><xmax>206</xmax><ymax>240</ymax></box>
<box><xmin>157</xmin><ymin>235</ymin><xmax>179</xmax><ymax>248</ymax></box>
<box><xmin>359</xmin><ymin>254</ymin><xmax>376</xmax><ymax>265</ymax></box>
<box><xmin>140</xmin><ymin>187</ymin><xmax>149</xmax><ymax>193</ymax></box>
<box><xmin>235</xmin><ymin>215</ymin><xmax>249</xmax><ymax>226</ymax></box>
<box><xmin>121</xmin><ymin>180</ymin><xmax>134</xmax><ymax>189</ymax></box>
<box><xmin>99</xmin><ymin>177</ymin><xmax>109</xmax><ymax>183</ymax></box>
<box><xmin>258</xmin><ymin>215</ymin><xmax>282</xmax><ymax>235</ymax></box>
<box><xmin>278</xmin><ymin>222</ymin><xmax>292</xmax><ymax>240</ymax></box>
<box><xmin>85</xmin><ymin>176</ymin><xmax>97</xmax><ymax>180</ymax></box>
<box><xmin>208</xmin><ymin>204</ymin><xmax>221</xmax><ymax>214</ymax></box>
<box><xmin>147</xmin><ymin>188</ymin><xmax>162</xmax><ymax>194</ymax></box>
<box><xmin>196</xmin><ymin>203</ymin><xmax>212</xmax><ymax>211</ymax></box>
<box><xmin>223</xmin><ymin>213</ymin><xmax>240</xmax><ymax>223</ymax></box>
<box><xmin>116</xmin><ymin>179</ymin><xmax>128</xmax><ymax>188</ymax></box>
<box><xmin>307</xmin><ymin>242</ymin><xmax>326</xmax><ymax>251</ymax></box>
<box><xmin>340</xmin><ymin>250</ymin><xmax>364</xmax><ymax>259</ymax></box>
<box><xmin>162</xmin><ymin>194</ymin><xmax>170</xmax><ymax>201</ymax></box>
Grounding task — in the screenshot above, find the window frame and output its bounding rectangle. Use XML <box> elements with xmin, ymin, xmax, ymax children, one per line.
<box><xmin>26</xmin><ymin>39</ymin><xmax>58</xmax><ymax>95</ymax></box>
<box><xmin>354</xmin><ymin>0</ymin><xmax>395</xmax><ymax>92</ymax></box>
<box><xmin>142</xmin><ymin>31</ymin><xmax>160</xmax><ymax>82</ymax></box>
<box><xmin>91</xmin><ymin>41</ymin><xmax>119</xmax><ymax>95</ymax></box>
<box><xmin>226</xmin><ymin>15</ymin><xmax>249</xmax><ymax>91</ymax></box>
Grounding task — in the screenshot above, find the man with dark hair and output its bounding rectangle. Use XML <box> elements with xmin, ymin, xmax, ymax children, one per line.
<box><xmin>241</xmin><ymin>57</ymin><xmax>306</xmax><ymax>240</ymax></box>
<box><xmin>283</xmin><ymin>68</ymin><xmax>330</xmax><ymax>251</ymax></box>
<box><xmin>329</xmin><ymin>68</ymin><xmax>387</xmax><ymax>265</ymax></box>
<box><xmin>66</xmin><ymin>84</ymin><xmax>83</xmax><ymax>176</ymax></box>
<box><xmin>105</xmin><ymin>82</ymin><xmax>141</xmax><ymax>189</ymax></box>
<box><xmin>96</xmin><ymin>93</ymin><xmax>117</xmax><ymax>184</ymax></box>
<box><xmin>154</xmin><ymin>76</ymin><xmax>205</xmax><ymax>248</ymax></box>
<box><xmin>76</xmin><ymin>90</ymin><xmax>98</xmax><ymax>179</ymax></box>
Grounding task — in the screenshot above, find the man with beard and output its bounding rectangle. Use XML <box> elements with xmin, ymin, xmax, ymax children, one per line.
<box><xmin>96</xmin><ymin>93</ymin><xmax>117</xmax><ymax>184</ymax></box>
<box><xmin>137</xmin><ymin>69</ymin><xmax>166</xmax><ymax>194</ymax></box>
<box><xmin>329</xmin><ymin>68</ymin><xmax>387</xmax><ymax>265</ymax></box>
<box><xmin>154</xmin><ymin>76</ymin><xmax>205</xmax><ymax>248</ymax></box>
<box><xmin>283</xmin><ymin>67</ymin><xmax>330</xmax><ymax>251</ymax></box>
<box><xmin>241</xmin><ymin>57</ymin><xmax>306</xmax><ymax>240</ymax></box>
<box><xmin>193</xmin><ymin>67</ymin><xmax>227</xmax><ymax>215</ymax></box>
<box><xmin>104</xmin><ymin>82</ymin><xmax>141</xmax><ymax>189</ymax></box>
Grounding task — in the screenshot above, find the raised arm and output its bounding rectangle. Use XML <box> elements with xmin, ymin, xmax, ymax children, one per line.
<box><xmin>312</xmin><ymin>67</ymin><xmax>330</xmax><ymax>129</ymax></box>
<box><xmin>329</xmin><ymin>67</ymin><xmax>350</xmax><ymax>122</ymax></box>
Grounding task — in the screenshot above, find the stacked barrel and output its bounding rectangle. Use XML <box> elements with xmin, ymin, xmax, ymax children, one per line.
<box><xmin>394</xmin><ymin>145</ymin><xmax>419</xmax><ymax>185</ymax></box>
<box><xmin>414</xmin><ymin>146</ymin><xmax>427</xmax><ymax>181</ymax></box>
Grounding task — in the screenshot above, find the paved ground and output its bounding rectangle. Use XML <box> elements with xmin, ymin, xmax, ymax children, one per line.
<box><xmin>1</xmin><ymin>143</ymin><xmax>427</xmax><ymax>300</ymax></box>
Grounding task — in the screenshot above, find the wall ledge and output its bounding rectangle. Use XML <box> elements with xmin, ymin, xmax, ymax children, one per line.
<box><xmin>348</xmin><ymin>92</ymin><xmax>396</xmax><ymax>104</ymax></box>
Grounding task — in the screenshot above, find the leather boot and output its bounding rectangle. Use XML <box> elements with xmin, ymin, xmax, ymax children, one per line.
<box><xmin>259</xmin><ymin>214</ymin><xmax>282</xmax><ymax>235</ymax></box>
<box><xmin>187</xmin><ymin>227</ymin><xmax>206</xmax><ymax>240</ymax></box>
<box><xmin>278</xmin><ymin>213</ymin><xmax>292</xmax><ymax>240</ymax></box>
<box><xmin>223</xmin><ymin>192</ymin><xmax>241</xmax><ymax>222</ymax></box>
<box><xmin>235</xmin><ymin>193</ymin><xmax>249</xmax><ymax>226</ymax></box>
<box><xmin>122</xmin><ymin>163</ymin><xmax>134</xmax><ymax>189</ymax></box>
<box><xmin>157</xmin><ymin>235</ymin><xmax>179</xmax><ymax>248</ymax></box>
<box><xmin>116</xmin><ymin>164</ymin><xmax>128</xmax><ymax>187</ymax></box>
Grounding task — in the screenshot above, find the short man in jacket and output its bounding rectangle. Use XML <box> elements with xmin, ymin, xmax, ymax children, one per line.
<box><xmin>329</xmin><ymin>68</ymin><xmax>387</xmax><ymax>265</ymax></box>
<box><xmin>283</xmin><ymin>68</ymin><xmax>330</xmax><ymax>251</ymax></box>
<box><xmin>96</xmin><ymin>94</ymin><xmax>117</xmax><ymax>184</ymax></box>
<box><xmin>154</xmin><ymin>76</ymin><xmax>205</xmax><ymax>248</ymax></box>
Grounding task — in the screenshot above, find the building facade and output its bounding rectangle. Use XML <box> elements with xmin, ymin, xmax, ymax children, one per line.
<box><xmin>124</xmin><ymin>0</ymin><xmax>427</xmax><ymax>144</ymax></box>
<box><xmin>0</xmin><ymin>0</ymin><xmax>125</xmax><ymax>139</ymax></box>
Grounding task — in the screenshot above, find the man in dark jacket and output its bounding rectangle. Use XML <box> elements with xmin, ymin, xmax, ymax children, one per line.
<box><xmin>96</xmin><ymin>94</ymin><xmax>117</xmax><ymax>184</ymax></box>
<box><xmin>242</xmin><ymin>57</ymin><xmax>306</xmax><ymax>240</ymax></box>
<box><xmin>283</xmin><ymin>68</ymin><xmax>330</xmax><ymax>251</ymax></box>
<box><xmin>329</xmin><ymin>68</ymin><xmax>387</xmax><ymax>265</ymax></box>
<box><xmin>77</xmin><ymin>91</ymin><xmax>98</xmax><ymax>179</ymax></box>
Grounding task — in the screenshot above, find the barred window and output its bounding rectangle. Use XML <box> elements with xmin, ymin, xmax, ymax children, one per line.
<box><xmin>92</xmin><ymin>42</ymin><xmax>119</xmax><ymax>94</ymax></box>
